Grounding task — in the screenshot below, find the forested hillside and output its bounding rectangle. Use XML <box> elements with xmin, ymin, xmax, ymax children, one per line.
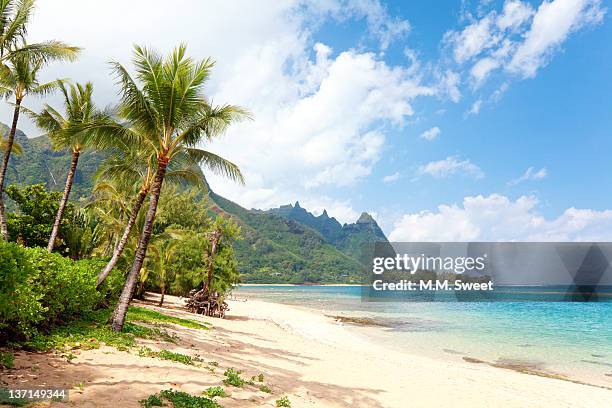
<box><xmin>6</xmin><ymin>126</ymin><xmax>388</xmax><ymax>283</ymax></box>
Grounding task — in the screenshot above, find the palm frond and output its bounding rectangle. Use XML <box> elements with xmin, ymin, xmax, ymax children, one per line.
<box><xmin>184</xmin><ymin>147</ymin><xmax>244</xmax><ymax>184</ymax></box>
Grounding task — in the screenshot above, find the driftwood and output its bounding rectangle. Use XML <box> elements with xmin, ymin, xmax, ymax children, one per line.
<box><xmin>185</xmin><ymin>289</ymin><xmax>229</xmax><ymax>318</ymax></box>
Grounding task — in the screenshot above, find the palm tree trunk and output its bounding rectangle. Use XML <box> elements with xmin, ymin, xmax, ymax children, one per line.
<box><xmin>0</xmin><ymin>99</ymin><xmax>23</xmax><ymax>240</ymax></box>
<box><xmin>47</xmin><ymin>150</ymin><xmax>80</xmax><ymax>252</ymax></box>
<box><xmin>159</xmin><ymin>285</ymin><xmax>165</xmax><ymax>307</ymax></box>
<box><xmin>111</xmin><ymin>160</ymin><xmax>167</xmax><ymax>332</ymax></box>
<box><xmin>96</xmin><ymin>187</ymin><xmax>148</xmax><ymax>288</ymax></box>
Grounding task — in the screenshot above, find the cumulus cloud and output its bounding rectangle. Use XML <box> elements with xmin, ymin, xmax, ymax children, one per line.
<box><xmin>382</xmin><ymin>172</ymin><xmax>400</xmax><ymax>183</ymax></box>
<box><xmin>420</xmin><ymin>126</ymin><xmax>441</xmax><ymax>141</ymax></box>
<box><xmin>508</xmin><ymin>167</ymin><xmax>548</xmax><ymax>185</ymax></box>
<box><xmin>445</xmin><ymin>0</ymin><xmax>605</xmax><ymax>94</ymax></box>
<box><xmin>416</xmin><ymin>156</ymin><xmax>484</xmax><ymax>179</ymax></box>
<box><xmin>508</xmin><ymin>0</ymin><xmax>606</xmax><ymax>77</ymax></box>
<box><xmin>389</xmin><ymin>194</ymin><xmax>612</xmax><ymax>241</ymax></box>
<box><xmin>14</xmin><ymin>0</ymin><xmax>433</xmax><ymax>219</ymax></box>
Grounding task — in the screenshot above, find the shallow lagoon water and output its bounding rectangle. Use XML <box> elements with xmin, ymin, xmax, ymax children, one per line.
<box><xmin>234</xmin><ymin>285</ymin><xmax>612</xmax><ymax>387</ymax></box>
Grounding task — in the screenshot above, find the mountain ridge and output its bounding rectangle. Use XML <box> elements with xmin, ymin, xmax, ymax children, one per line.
<box><xmin>3</xmin><ymin>127</ymin><xmax>387</xmax><ymax>283</ymax></box>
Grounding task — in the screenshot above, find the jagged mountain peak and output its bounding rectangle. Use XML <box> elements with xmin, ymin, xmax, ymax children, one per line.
<box><xmin>356</xmin><ymin>212</ymin><xmax>373</xmax><ymax>223</ymax></box>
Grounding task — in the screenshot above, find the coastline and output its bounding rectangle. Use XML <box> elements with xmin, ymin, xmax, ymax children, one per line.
<box><xmin>237</xmin><ymin>283</ymin><xmax>366</xmax><ymax>287</ymax></box>
<box><xmin>4</xmin><ymin>294</ymin><xmax>611</xmax><ymax>407</ymax></box>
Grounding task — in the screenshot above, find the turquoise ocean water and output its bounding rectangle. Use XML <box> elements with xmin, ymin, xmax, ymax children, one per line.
<box><xmin>234</xmin><ymin>285</ymin><xmax>612</xmax><ymax>387</ymax></box>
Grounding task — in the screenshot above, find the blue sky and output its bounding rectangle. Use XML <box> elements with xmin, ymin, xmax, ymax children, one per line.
<box><xmin>9</xmin><ymin>0</ymin><xmax>612</xmax><ymax>240</ymax></box>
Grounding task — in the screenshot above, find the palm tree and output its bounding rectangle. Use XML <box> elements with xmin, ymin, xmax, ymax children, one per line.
<box><xmin>0</xmin><ymin>53</ymin><xmax>77</xmax><ymax>239</ymax></box>
<box><xmin>109</xmin><ymin>44</ymin><xmax>248</xmax><ymax>332</ymax></box>
<box><xmin>0</xmin><ymin>0</ymin><xmax>79</xmax><ymax>63</ymax></box>
<box><xmin>147</xmin><ymin>232</ymin><xmax>183</xmax><ymax>307</ymax></box>
<box><xmin>0</xmin><ymin>0</ymin><xmax>80</xmax><ymax>240</ymax></box>
<box><xmin>0</xmin><ymin>133</ymin><xmax>21</xmax><ymax>155</ymax></box>
<box><xmin>31</xmin><ymin>81</ymin><xmax>101</xmax><ymax>252</ymax></box>
<box><xmin>94</xmin><ymin>139</ymin><xmax>204</xmax><ymax>288</ymax></box>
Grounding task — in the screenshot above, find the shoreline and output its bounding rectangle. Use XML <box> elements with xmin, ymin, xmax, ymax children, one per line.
<box><xmin>3</xmin><ymin>294</ymin><xmax>611</xmax><ymax>407</ymax></box>
<box><xmin>237</xmin><ymin>283</ymin><xmax>366</xmax><ymax>287</ymax></box>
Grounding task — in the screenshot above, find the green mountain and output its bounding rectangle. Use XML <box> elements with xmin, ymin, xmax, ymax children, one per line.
<box><xmin>4</xmin><ymin>127</ymin><xmax>387</xmax><ymax>283</ymax></box>
<box><xmin>2</xmin><ymin>124</ymin><xmax>106</xmax><ymax>200</ymax></box>
<box><xmin>267</xmin><ymin>201</ymin><xmax>388</xmax><ymax>261</ymax></box>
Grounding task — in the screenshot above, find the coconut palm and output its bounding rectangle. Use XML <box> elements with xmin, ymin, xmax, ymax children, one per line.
<box><xmin>109</xmin><ymin>44</ymin><xmax>248</xmax><ymax>332</ymax></box>
<box><xmin>147</xmin><ymin>232</ymin><xmax>183</xmax><ymax>307</ymax></box>
<box><xmin>94</xmin><ymin>138</ymin><xmax>205</xmax><ymax>288</ymax></box>
<box><xmin>0</xmin><ymin>54</ymin><xmax>78</xmax><ymax>239</ymax></box>
<box><xmin>0</xmin><ymin>0</ymin><xmax>79</xmax><ymax>240</ymax></box>
<box><xmin>0</xmin><ymin>0</ymin><xmax>79</xmax><ymax>61</ymax></box>
<box><xmin>31</xmin><ymin>81</ymin><xmax>103</xmax><ymax>252</ymax></box>
<box><xmin>0</xmin><ymin>133</ymin><xmax>21</xmax><ymax>155</ymax></box>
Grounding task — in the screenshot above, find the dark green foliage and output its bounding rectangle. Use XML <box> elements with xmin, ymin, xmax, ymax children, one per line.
<box><xmin>140</xmin><ymin>389</ymin><xmax>221</xmax><ymax>408</ymax></box>
<box><xmin>5</xmin><ymin>183</ymin><xmax>73</xmax><ymax>248</ymax></box>
<box><xmin>0</xmin><ymin>241</ymin><xmax>124</xmax><ymax>343</ymax></box>
<box><xmin>0</xmin><ymin>350</ymin><xmax>14</xmax><ymax>368</ymax></box>
<box><xmin>210</xmin><ymin>192</ymin><xmax>364</xmax><ymax>284</ymax></box>
<box><xmin>139</xmin><ymin>393</ymin><xmax>164</xmax><ymax>408</ymax></box>
<box><xmin>222</xmin><ymin>368</ymin><xmax>245</xmax><ymax>387</ymax></box>
<box><xmin>203</xmin><ymin>386</ymin><xmax>227</xmax><ymax>398</ymax></box>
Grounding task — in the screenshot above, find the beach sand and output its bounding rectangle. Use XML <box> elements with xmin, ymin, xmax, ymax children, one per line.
<box><xmin>2</xmin><ymin>293</ymin><xmax>611</xmax><ymax>407</ymax></box>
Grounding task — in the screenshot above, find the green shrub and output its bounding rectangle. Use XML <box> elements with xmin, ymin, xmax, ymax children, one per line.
<box><xmin>276</xmin><ymin>396</ymin><xmax>291</xmax><ymax>407</ymax></box>
<box><xmin>139</xmin><ymin>393</ymin><xmax>164</xmax><ymax>407</ymax></box>
<box><xmin>203</xmin><ymin>386</ymin><xmax>227</xmax><ymax>398</ymax></box>
<box><xmin>0</xmin><ymin>242</ymin><xmax>44</xmax><ymax>340</ymax></box>
<box><xmin>0</xmin><ymin>351</ymin><xmax>14</xmax><ymax>369</ymax></box>
<box><xmin>0</xmin><ymin>241</ymin><xmax>124</xmax><ymax>343</ymax></box>
<box><xmin>222</xmin><ymin>368</ymin><xmax>245</xmax><ymax>387</ymax></box>
<box><xmin>259</xmin><ymin>384</ymin><xmax>272</xmax><ymax>394</ymax></box>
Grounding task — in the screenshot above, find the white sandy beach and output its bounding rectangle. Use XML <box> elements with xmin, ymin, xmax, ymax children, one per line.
<box><xmin>2</xmin><ymin>294</ymin><xmax>611</xmax><ymax>408</ymax></box>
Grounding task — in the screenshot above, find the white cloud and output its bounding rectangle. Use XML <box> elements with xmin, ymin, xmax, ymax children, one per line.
<box><xmin>509</xmin><ymin>167</ymin><xmax>548</xmax><ymax>185</ymax></box>
<box><xmin>420</xmin><ymin>126</ymin><xmax>441</xmax><ymax>141</ymax></box>
<box><xmin>496</xmin><ymin>0</ymin><xmax>535</xmax><ymax>31</ymax></box>
<box><xmin>438</xmin><ymin>69</ymin><xmax>462</xmax><ymax>102</ymax></box>
<box><xmin>445</xmin><ymin>15</ymin><xmax>499</xmax><ymax>63</ymax></box>
<box><xmin>444</xmin><ymin>0</ymin><xmax>605</xmax><ymax>97</ymax></box>
<box><xmin>508</xmin><ymin>0</ymin><xmax>605</xmax><ymax>78</ymax></box>
<box><xmin>389</xmin><ymin>194</ymin><xmax>612</xmax><ymax>241</ymax></box>
<box><xmin>13</xmin><ymin>0</ymin><xmax>433</xmax><ymax>219</ymax></box>
<box><xmin>416</xmin><ymin>156</ymin><xmax>484</xmax><ymax>179</ymax></box>
<box><xmin>382</xmin><ymin>172</ymin><xmax>400</xmax><ymax>183</ymax></box>
<box><xmin>466</xmin><ymin>99</ymin><xmax>483</xmax><ymax>116</ymax></box>
<box><xmin>470</xmin><ymin>57</ymin><xmax>501</xmax><ymax>86</ymax></box>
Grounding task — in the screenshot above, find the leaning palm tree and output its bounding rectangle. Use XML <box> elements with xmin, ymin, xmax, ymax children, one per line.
<box><xmin>0</xmin><ymin>53</ymin><xmax>77</xmax><ymax>239</ymax></box>
<box><xmin>94</xmin><ymin>139</ymin><xmax>204</xmax><ymax>288</ymax></box>
<box><xmin>109</xmin><ymin>44</ymin><xmax>248</xmax><ymax>332</ymax></box>
<box><xmin>31</xmin><ymin>81</ymin><xmax>102</xmax><ymax>252</ymax></box>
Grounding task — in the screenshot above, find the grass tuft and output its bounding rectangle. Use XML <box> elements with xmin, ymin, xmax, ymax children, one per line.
<box><xmin>203</xmin><ymin>386</ymin><xmax>227</xmax><ymax>398</ymax></box>
<box><xmin>276</xmin><ymin>396</ymin><xmax>291</xmax><ymax>407</ymax></box>
<box><xmin>0</xmin><ymin>351</ymin><xmax>14</xmax><ymax>369</ymax></box>
<box><xmin>127</xmin><ymin>307</ymin><xmax>210</xmax><ymax>330</ymax></box>
<box><xmin>140</xmin><ymin>389</ymin><xmax>221</xmax><ymax>408</ymax></box>
<box><xmin>222</xmin><ymin>368</ymin><xmax>245</xmax><ymax>387</ymax></box>
<box><xmin>23</xmin><ymin>309</ymin><xmax>175</xmax><ymax>352</ymax></box>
